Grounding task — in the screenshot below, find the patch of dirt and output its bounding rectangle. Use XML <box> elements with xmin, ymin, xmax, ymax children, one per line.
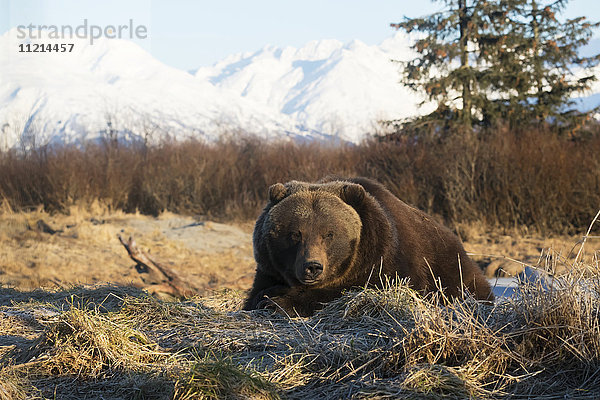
<box><xmin>0</xmin><ymin>206</ymin><xmax>255</xmax><ymax>295</ymax></box>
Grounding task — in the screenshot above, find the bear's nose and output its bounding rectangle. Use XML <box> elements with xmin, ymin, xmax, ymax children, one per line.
<box><xmin>303</xmin><ymin>261</ymin><xmax>323</xmax><ymax>280</ymax></box>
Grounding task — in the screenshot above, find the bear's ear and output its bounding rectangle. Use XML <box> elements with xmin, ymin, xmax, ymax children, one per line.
<box><xmin>268</xmin><ymin>183</ymin><xmax>287</xmax><ymax>203</ymax></box>
<box><xmin>340</xmin><ymin>183</ymin><xmax>366</xmax><ymax>209</ymax></box>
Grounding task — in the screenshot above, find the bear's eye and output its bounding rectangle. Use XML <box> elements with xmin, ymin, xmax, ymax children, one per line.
<box><xmin>290</xmin><ymin>231</ymin><xmax>302</xmax><ymax>242</ymax></box>
<box><xmin>324</xmin><ymin>232</ymin><xmax>334</xmax><ymax>240</ymax></box>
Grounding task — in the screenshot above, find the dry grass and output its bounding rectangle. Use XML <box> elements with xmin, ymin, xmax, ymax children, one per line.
<box><xmin>0</xmin><ymin>367</ymin><xmax>31</xmax><ymax>400</ymax></box>
<box><xmin>22</xmin><ymin>307</ymin><xmax>172</xmax><ymax>377</ymax></box>
<box><xmin>2</xmin><ymin>130</ymin><xmax>600</xmax><ymax>397</ymax></box>
<box><xmin>173</xmin><ymin>356</ymin><xmax>280</xmax><ymax>400</ymax></box>
<box><xmin>1</xmin><ymin>244</ymin><xmax>599</xmax><ymax>399</ymax></box>
<box><xmin>1</xmin><ymin>201</ymin><xmax>599</xmax><ymax>398</ymax></box>
<box><xmin>0</xmin><ymin>203</ymin><xmax>255</xmax><ymax>293</ymax></box>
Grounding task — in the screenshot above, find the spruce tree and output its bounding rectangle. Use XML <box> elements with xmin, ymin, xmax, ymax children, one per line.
<box><xmin>391</xmin><ymin>0</ymin><xmax>600</xmax><ymax>135</ymax></box>
<box><xmin>480</xmin><ymin>0</ymin><xmax>600</xmax><ymax>130</ymax></box>
<box><xmin>391</xmin><ymin>0</ymin><xmax>483</xmax><ymax>129</ymax></box>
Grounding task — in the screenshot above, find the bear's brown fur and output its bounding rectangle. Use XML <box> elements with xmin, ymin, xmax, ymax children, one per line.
<box><xmin>243</xmin><ymin>177</ymin><xmax>493</xmax><ymax>316</ymax></box>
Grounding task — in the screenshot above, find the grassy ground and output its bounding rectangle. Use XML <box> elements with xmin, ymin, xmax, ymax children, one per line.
<box><xmin>0</xmin><ymin>203</ymin><xmax>587</xmax><ymax>293</ymax></box>
<box><xmin>1</xmin><ymin>205</ymin><xmax>599</xmax><ymax>399</ymax></box>
<box><xmin>1</xmin><ymin>262</ymin><xmax>599</xmax><ymax>399</ymax></box>
<box><xmin>0</xmin><ymin>203</ymin><xmax>255</xmax><ymax>294</ymax></box>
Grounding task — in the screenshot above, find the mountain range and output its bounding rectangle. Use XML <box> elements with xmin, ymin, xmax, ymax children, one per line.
<box><xmin>0</xmin><ymin>28</ymin><xmax>598</xmax><ymax>149</ymax></box>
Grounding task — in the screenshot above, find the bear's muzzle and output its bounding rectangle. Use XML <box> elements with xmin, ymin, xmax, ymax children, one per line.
<box><xmin>300</xmin><ymin>261</ymin><xmax>323</xmax><ymax>284</ymax></box>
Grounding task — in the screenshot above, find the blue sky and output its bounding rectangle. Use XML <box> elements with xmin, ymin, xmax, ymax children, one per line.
<box><xmin>1</xmin><ymin>0</ymin><xmax>598</xmax><ymax>70</ymax></box>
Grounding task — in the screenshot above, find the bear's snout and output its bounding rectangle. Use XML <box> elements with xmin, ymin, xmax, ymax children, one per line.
<box><xmin>301</xmin><ymin>261</ymin><xmax>323</xmax><ymax>283</ymax></box>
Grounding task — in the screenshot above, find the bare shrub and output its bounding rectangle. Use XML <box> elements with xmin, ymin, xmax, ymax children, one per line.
<box><xmin>0</xmin><ymin>124</ymin><xmax>599</xmax><ymax>232</ymax></box>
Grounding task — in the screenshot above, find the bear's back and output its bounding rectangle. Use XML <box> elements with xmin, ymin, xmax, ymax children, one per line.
<box><xmin>336</xmin><ymin>177</ymin><xmax>492</xmax><ymax>300</ymax></box>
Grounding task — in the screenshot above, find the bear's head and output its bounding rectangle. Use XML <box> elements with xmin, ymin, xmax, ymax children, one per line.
<box><xmin>260</xmin><ymin>181</ymin><xmax>365</xmax><ymax>287</ymax></box>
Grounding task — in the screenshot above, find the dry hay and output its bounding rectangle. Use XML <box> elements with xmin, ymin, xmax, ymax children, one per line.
<box><xmin>0</xmin><ymin>252</ymin><xmax>599</xmax><ymax>399</ymax></box>
<box><xmin>1</xmin><ymin>208</ymin><xmax>599</xmax><ymax>399</ymax></box>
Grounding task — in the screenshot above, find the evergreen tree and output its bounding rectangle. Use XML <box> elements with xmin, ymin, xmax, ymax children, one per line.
<box><xmin>391</xmin><ymin>0</ymin><xmax>482</xmax><ymax>129</ymax></box>
<box><xmin>391</xmin><ymin>0</ymin><xmax>600</xmax><ymax>135</ymax></box>
<box><xmin>480</xmin><ymin>0</ymin><xmax>600</xmax><ymax>130</ymax></box>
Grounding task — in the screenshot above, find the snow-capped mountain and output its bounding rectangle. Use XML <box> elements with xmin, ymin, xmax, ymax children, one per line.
<box><xmin>195</xmin><ymin>33</ymin><xmax>433</xmax><ymax>141</ymax></box>
<box><xmin>0</xmin><ymin>28</ymin><xmax>434</xmax><ymax>148</ymax></box>
<box><xmin>0</xmin><ymin>29</ymin><xmax>328</xmax><ymax>150</ymax></box>
<box><xmin>1</xmin><ymin>27</ymin><xmax>598</xmax><ymax>150</ymax></box>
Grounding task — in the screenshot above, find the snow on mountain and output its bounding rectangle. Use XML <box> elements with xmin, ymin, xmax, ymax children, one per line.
<box><xmin>4</xmin><ymin>27</ymin><xmax>595</xmax><ymax>150</ymax></box>
<box><xmin>195</xmin><ymin>32</ymin><xmax>434</xmax><ymax>142</ymax></box>
<box><xmin>0</xmin><ymin>28</ymin><xmax>434</xmax><ymax>149</ymax></box>
<box><xmin>0</xmin><ymin>28</ymin><xmax>323</xmax><ymax>150</ymax></box>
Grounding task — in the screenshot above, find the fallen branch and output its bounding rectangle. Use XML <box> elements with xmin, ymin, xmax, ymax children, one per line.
<box><xmin>117</xmin><ymin>234</ymin><xmax>196</xmax><ymax>298</ymax></box>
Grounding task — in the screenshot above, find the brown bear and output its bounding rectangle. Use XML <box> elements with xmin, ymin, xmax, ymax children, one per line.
<box><xmin>243</xmin><ymin>177</ymin><xmax>493</xmax><ymax>316</ymax></box>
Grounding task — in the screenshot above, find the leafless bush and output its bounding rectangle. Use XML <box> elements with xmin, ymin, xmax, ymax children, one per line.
<box><xmin>0</xmin><ymin>124</ymin><xmax>598</xmax><ymax>232</ymax></box>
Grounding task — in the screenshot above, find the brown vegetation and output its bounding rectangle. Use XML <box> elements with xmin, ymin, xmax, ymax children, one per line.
<box><xmin>1</xmin><ymin>125</ymin><xmax>599</xmax><ymax>234</ymax></box>
<box><xmin>1</xmin><ymin>124</ymin><xmax>600</xmax><ymax>398</ymax></box>
<box><xmin>0</xmin><ymin>205</ymin><xmax>254</xmax><ymax>293</ymax></box>
<box><xmin>1</xmin><ymin>249</ymin><xmax>599</xmax><ymax>398</ymax></box>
